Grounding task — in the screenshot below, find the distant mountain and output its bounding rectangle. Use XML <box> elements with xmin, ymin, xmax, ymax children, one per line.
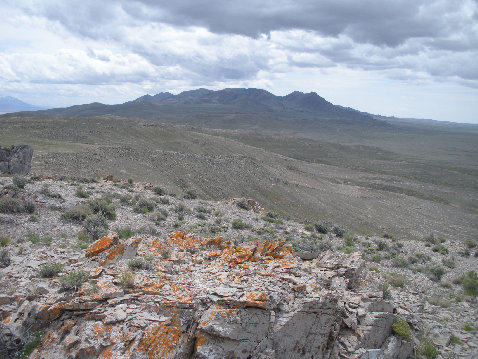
<box><xmin>0</xmin><ymin>96</ymin><xmax>45</xmax><ymax>113</ymax></box>
<box><xmin>35</xmin><ymin>88</ymin><xmax>390</xmax><ymax>131</ymax></box>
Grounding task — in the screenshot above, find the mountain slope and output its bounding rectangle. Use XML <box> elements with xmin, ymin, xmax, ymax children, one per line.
<box><xmin>0</xmin><ymin>96</ymin><xmax>45</xmax><ymax>113</ymax></box>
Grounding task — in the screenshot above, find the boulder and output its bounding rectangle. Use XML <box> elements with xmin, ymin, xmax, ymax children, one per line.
<box><xmin>0</xmin><ymin>145</ymin><xmax>33</xmax><ymax>175</ymax></box>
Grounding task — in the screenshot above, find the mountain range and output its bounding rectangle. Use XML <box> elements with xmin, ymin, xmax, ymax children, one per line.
<box><xmin>34</xmin><ymin>88</ymin><xmax>390</xmax><ymax>132</ymax></box>
<box><xmin>0</xmin><ymin>96</ymin><xmax>45</xmax><ymax>113</ymax></box>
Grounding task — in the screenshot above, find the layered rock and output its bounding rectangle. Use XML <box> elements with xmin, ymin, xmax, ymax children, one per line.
<box><xmin>0</xmin><ymin>231</ymin><xmax>414</xmax><ymax>358</ymax></box>
<box><xmin>0</xmin><ymin>145</ymin><xmax>33</xmax><ymax>175</ymax></box>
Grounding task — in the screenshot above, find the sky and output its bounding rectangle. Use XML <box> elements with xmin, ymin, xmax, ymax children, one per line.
<box><xmin>1</xmin><ymin>0</ymin><xmax>477</xmax><ymax>123</ymax></box>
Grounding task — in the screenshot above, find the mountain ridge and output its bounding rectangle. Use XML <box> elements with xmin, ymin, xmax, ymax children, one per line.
<box><xmin>0</xmin><ymin>96</ymin><xmax>45</xmax><ymax>113</ymax></box>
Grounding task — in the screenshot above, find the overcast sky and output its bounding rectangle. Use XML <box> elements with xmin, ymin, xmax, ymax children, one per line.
<box><xmin>1</xmin><ymin>0</ymin><xmax>477</xmax><ymax>123</ymax></box>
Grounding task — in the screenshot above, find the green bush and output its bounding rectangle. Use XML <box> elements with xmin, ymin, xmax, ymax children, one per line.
<box><xmin>262</xmin><ymin>212</ymin><xmax>283</xmax><ymax>224</ymax></box>
<box><xmin>236</xmin><ymin>198</ymin><xmax>250</xmax><ymax>210</ymax></box>
<box><xmin>232</xmin><ymin>219</ymin><xmax>248</xmax><ymax>230</ymax></box>
<box><xmin>152</xmin><ymin>186</ymin><xmax>165</xmax><ymax>196</ymax></box>
<box><xmin>393</xmin><ymin>257</ymin><xmax>409</xmax><ymax>268</ymax></box>
<box><xmin>314</xmin><ymin>222</ymin><xmax>329</xmax><ymax>234</ymax></box>
<box><xmin>465</xmin><ymin>238</ymin><xmax>477</xmax><ymax>248</ymax></box>
<box><xmin>432</xmin><ymin>243</ymin><xmax>448</xmax><ymax>255</ymax></box>
<box><xmin>59</xmin><ymin>270</ymin><xmax>89</xmax><ymax>291</ymax></box>
<box><xmin>304</xmin><ymin>223</ymin><xmax>315</xmax><ymax>232</ymax></box>
<box><xmin>118</xmin><ymin>270</ymin><xmax>135</xmax><ymax>288</ymax></box>
<box><xmin>127</xmin><ymin>257</ymin><xmax>152</xmax><ymax>270</ymax></box>
<box><xmin>332</xmin><ymin>226</ymin><xmax>346</xmax><ymax>238</ymax></box>
<box><xmin>21</xmin><ymin>329</ymin><xmax>44</xmax><ymax>359</ymax></box>
<box><xmin>13</xmin><ymin>175</ymin><xmax>28</xmax><ymax>189</ymax></box>
<box><xmin>0</xmin><ymin>237</ymin><xmax>10</xmax><ymax>247</ymax></box>
<box><xmin>117</xmin><ymin>227</ymin><xmax>134</xmax><ymax>239</ymax></box>
<box><xmin>376</xmin><ymin>240</ymin><xmax>389</xmax><ymax>251</ymax></box>
<box><xmin>82</xmin><ymin>214</ymin><xmax>108</xmax><ymax>241</ymax></box>
<box><xmin>419</xmin><ymin>338</ymin><xmax>438</xmax><ymax>359</ymax></box>
<box><xmin>0</xmin><ymin>197</ymin><xmax>35</xmax><ymax>214</ymax></box>
<box><xmin>62</xmin><ymin>204</ymin><xmax>92</xmax><ymax>222</ymax></box>
<box><xmin>133</xmin><ymin>197</ymin><xmax>156</xmax><ymax>213</ymax></box>
<box><xmin>75</xmin><ymin>186</ymin><xmax>90</xmax><ymax>198</ymax></box>
<box><xmin>392</xmin><ymin>316</ymin><xmax>412</xmax><ymax>340</ymax></box>
<box><xmin>40</xmin><ymin>185</ymin><xmax>62</xmax><ymax>199</ymax></box>
<box><xmin>183</xmin><ymin>189</ymin><xmax>197</xmax><ymax>199</ymax></box>
<box><xmin>463</xmin><ymin>324</ymin><xmax>473</xmax><ymax>332</ymax></box>
<box><xmin>88</xmin><ymin>196</ymin><xmax>116</xmax><ymax>220</ymax></box>
<box><xmin>427</xmin><ymin>264</ymin><xmax>446</xmax><ymax>282</ymax></box>
<box><xmin>152</xmin><ymin>209</ymin><xmax>168</xmax><ymax>224</ymax></box>
<box><xmin>371</xmin><ymin>254</ymin><xmax>382</xmax><ymax>263</ymax></box>
<box><xmin>461</xmin><ymin>271</ymin><xmax>478</xmax><ymax>296</ymax></box>
<box><xmin>38</xmin><ymin>262</ymin><xmax>64</xmax><ymax>278</ymax></box>
<box><xmin>382</xmin><ymin>283</ymin><xmax>391</xmax><ymax>300</ymax></box>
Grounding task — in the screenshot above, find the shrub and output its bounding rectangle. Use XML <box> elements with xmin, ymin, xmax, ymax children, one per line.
<box><xmin>442</xmin><ymin>258</ymin><xmax>455</xmax><ymax>269</ymax></box>
<box><xmin>232</xmin><ymin>219</ymin><xmax>248</xmax><ymax>230</ymax></box>
<box><xmin>371</xmin><ymin>254</ymin><xmax>382</xmax><ymax>263</ymax></box>
<box><xmin>0</xmin><ymin>197</ymin><xmax>35</xmax><ymax>214</ymax></box>
<box><xmin>387</xmin><ymin>273</ymin><xmax>406</xmax><ymax>288</ymax></box>
<box><xmin>174</xmin><ymin>204</ymin><xmax>187</xmax><ymax>213</ymax></box>
<box><xmin>152</xmin><ymin>186</ymin><xmax>166</xmax><ymax>196</ymax></box>
<box><xmin>393</xmin><ymin>257</ymin><xmax>409</xmax><ymax>268</ymax></box>
<box><xmin>118</xmin><ymin>270</ymin><xmax>135</xmax><ymax>288</ymax></box>
<box><xmin>152</xmin><ymin>209</ymin><xmax>168</xmax><ymax>224</ymax></box>
<box><xmin>159</xmin><ymin>197</ymin><xmax>170</xmax><ymax>205</ymax></box>
<box><xmin>75</xmin><ymin>186</ymin><xmax>90</xmax><ymax>198</ymax></box>
<box><xmin>40</xmin><ymin>185</ymin><xmax>62</xmax><ymax>199</ymax></box>
<box><xmin>432</xmin><ymin>243</ymin><xmax>448</xmax><ymax>255</ymax></box>
<box><xmin>38</xmin><ymin>262</ymin><xmax>63</xmax><ymax>278</ymax></box>
<box><xmin>450</xmin><ymin>335</ymin><xmax>462</xmax><ymax>345</ymax></box>
<box><xmin>314</xmin><ymin>222</ymin><xmax>329</xmax><ymax>234</ymax></box>
<box><xmin>183</xmin><ymin>190</ymin><xmax>197</xmax><ymax>199</ymax></box>
<box><xmin>133</xmin><ymin>197</ymin><xmax>156</xmax><ymax>213</ymax></box>
<box><xmin>332</xmin><ymin>226</ymin><xmax>346</xmax><ymax>238</ymax></box>
<box><xmin>392</xmin><ymin>316</ymin><xmax>412</xmax><ymax>340</ymax></box>
<box><xmin>465</xmin><ymin>238</ymin><xmax>477</xmax><ymax>248</ymax></box>
<box><xmin>195</xmin><ymin>205</ymin><xmax>210</xmax><ymax>213</ymax></box>
<box><xmin>26</xmin><ymin>231</ymin><xmax>40</xmax><ymax>244</ymax></box>
<box><xmin>461</xmin><ymin>271</ymin><xmax>478</xmax><ymax>296</ymax></box>
<box><xmin>304</xmin><ymin>223</ymin><xmax>315</xmax><ymax>232</ymax></box>
<box><xmin>59</xmin><ymin>270</ymin><xmax>89</xmax><ymax>291</ymax></box>
<box><xmin>0</xmin><ymin>248</ymin><xmax>10</xmax><ymax>268</ymax></box>
<box><xmin>117</xmin><ymin>227</ymin><xmax>134</xmax><ymax>239</ymax></box>
<box><xmin>62</xmin><ymin>204</ymin><xmax>92</xmax><ymax>222</ymax></box>
<box><xmin>376</xmin><ymin>240</ymin><xmax>389</xmax><ymax>251</ymax></box>
<box><xmin>21</xmin><ymin>329</ymin><xmax>44</xmax><ymax>359</ymax></box>
<box><xmin>13</xmin><ymin>175</ymin><xmax>28</xmax><ymax>189</ymax></box>
<box><xmin>0</xmin><ymin>237</ymin><xmax>10</xmax><ymax>247</ymax></box>
<box><xmin>343</xmin><ymin>232</ymin><xmax>355</xmax><ymax>246</ymax></box>
<box><xmin>262</xmin><ymin>212</ymin><xmax>283</xmax><ymax>224</ymax></box>
<box><xmin>427</xmin><ymin>296</ymin><xmax>451</xmax><ymax>308</ymax></box>
<box><xmin>426</xmin><ymin>264</ymin><xmax>446</xmax><ymax>282</ymax></box>
<box><xmin>236</xmin><ymin>198</ymin><xmax>250</xmax><ymax>210</ymax></box>
<box><xmin>83</xmin><ymin>214</ymin><xmax>108</xmax><ymax>241</ymax></box>
<box><xmin>419</xmin><ymin>338</ymin><xmax>438</xmax><ymax>359</ymax></box>
<box><xmin>382</xmin><ymin>283</ymin><xmax>392</xmax><ymax>300</ymax></box>
<box><xmin>127</xmin><ymin>258</ymin><xmax>151</xmax><ymax>270</ymax></box>
<box><xmin>88</xmin><ymin>196</ymin><xmax>116</xmax><ymax>220</ymax></box>
<box><xmin>463</xmin><ymin>324</ymin><xmax>473</xmax><ymax>332</ymax></box>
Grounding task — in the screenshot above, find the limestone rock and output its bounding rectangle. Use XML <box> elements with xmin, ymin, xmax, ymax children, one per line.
<box><xmin>0</xmin><ymin>145</ymin><xmax>33</xmax><ymax>175</ymax></box>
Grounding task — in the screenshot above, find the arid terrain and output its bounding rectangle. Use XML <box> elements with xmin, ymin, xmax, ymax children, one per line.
<box><xmin>0</xmin><ymin>176</ymin><xmax>477</xmax><ymax>357</ymax></box>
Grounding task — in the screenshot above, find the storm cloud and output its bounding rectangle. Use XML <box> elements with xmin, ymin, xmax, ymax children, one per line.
<box><xmin>1</xmin><ymin>0</ymin><xmax>477</xmax><ymax>122</ymax></box>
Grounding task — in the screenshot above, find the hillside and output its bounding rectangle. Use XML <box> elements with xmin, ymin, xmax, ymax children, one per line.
<box><xmin>0</xmin><ymin>176</ymin><xmax>477</xmax><ymax>357</ymax></box>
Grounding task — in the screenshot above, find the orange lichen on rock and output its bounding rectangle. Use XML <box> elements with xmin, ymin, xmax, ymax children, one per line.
<box><xmin>195</xmin><ymin>333</ymin><xmax>207</xmax><ymax>348</ymax></box>
<box><xmin>167</xmin><ymin>231</ymin><xmax>223</xmax><ymax>250</ymax></box>
<box><xmin>2</xmin><ymin>315</ymin><xmax>11</xmax><ymax>324</ymax></box>
<box><xmin>137</xmin><ymin>315</ymin><xmax>182</xmax><ymax>358</ymax></box>
<box><xmin>86</xmin><ymin>234</ymin><xmax>118</xmax><ymax>257</ymax></box>
<box><xmin>37</xmin><ymin>302</ymin><xmax>64</xmax><ymax>321</ymax></box>
<box><xmin>100</xmin><ymin>243</ymin><xmax>125</xmax><ymax>266</ymax></box>
<box><xmin>243</xmin><ymin>291</ymin><xmax>268</xmax><ymax>309</ymax></box>
<box><xmin>99</xmin><ymin>347</ymin><xmax>114</xmax><ymax>359</ymax></box>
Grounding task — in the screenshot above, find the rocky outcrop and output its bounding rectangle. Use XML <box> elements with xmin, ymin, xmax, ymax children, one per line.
<box><xmin>0</xmin><ymin>145</ymin><xmax>33</xmax><ymax>175</ymax></box>
<box><xmin>0</xmin><ymin>231</ymin><xmax>414</xmax><ymax>358</ymax></box>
